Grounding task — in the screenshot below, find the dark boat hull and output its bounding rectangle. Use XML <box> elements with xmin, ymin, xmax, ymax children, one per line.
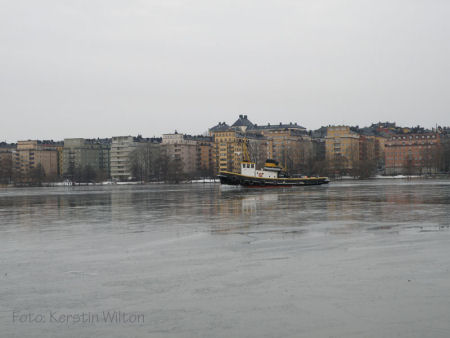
<box><xmin>218</xmin><ymin>171</ymin><xmax>329</xmax><ymax>187</ymax></box>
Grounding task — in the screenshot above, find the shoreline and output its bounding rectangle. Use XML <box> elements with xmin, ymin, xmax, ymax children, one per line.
<box><xmin>1</xmin><ymin>175</ymin><xmax>450</xmax><ymax>189</ymax></box>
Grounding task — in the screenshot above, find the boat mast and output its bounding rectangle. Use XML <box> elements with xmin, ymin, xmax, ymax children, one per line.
<box><xmin>242</xmin><ymin>138</ymin><xmax>251</xmax><ymax>162</ymax></box>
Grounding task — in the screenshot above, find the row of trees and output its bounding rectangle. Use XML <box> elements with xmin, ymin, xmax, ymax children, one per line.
<box><xmin>323</xmin><ymin>143</ymin><xmax>450</xmax><ymax>178</ymax></box>
<box><xmin>0</xmin><ymin>155</ymin><xmax>13</xmax><ymax>184</ymax></box>
<box><xmin>0</xmin><ymin>152</ymin><xmax>50</xmax><ymax>185</ymax></box>
<box><xmin>64</xmin><ymin>164</ymin><xmax>109</xmax><ymax>184</ymax></box>
<box><xmin>441</xmin><ymin>142</ymin><xmax>450</xmax><ymax>172</ymax></box>
<box><xmin>0</xmin><ymin>162</ymin><xmax>50</xmax><ymax>186</ymax></box>
<box><xmin>314</xmin><ymin>156</ymin><xmax>379</xmax><ymax>179</ymax></box>
<box><xmin>251</xmin><ymin>139</ymin><xmax>374</xmax><ymax>179</ymax></box>
<box><xmin>129</xmin><ymin>143</ymin><xmax>207</xmax><ymax>183</ymax></box>
<box><xmin>0</xmin><ymin>156</ymin><xmax>110</xmax><ymax>186</ymax></box>
<box><xmin>128</xmin><ymin>144</ymin><xmax>182</xmax><ymax>183</ymax></box>
<box><xmin>129</xmin><ymin>143</ymin><xmax>216</xmax><ymax>183</ymax></box>
<box><xmin>272</xmin><ymin>139</ymin><xmax>450</xmax><ymax>179</ymax></box>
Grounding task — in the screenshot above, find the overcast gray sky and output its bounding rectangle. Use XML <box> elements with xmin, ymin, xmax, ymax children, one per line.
<box><xmin>1</xmin><ymin>0</ymin><xmax>449</xmax><ymax>142</ymax></box>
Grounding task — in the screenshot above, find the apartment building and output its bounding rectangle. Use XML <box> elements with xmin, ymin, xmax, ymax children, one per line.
<box><xmin>384</xmin><ymin>133</ymin><xmax>440</xmax><ymax>175</ymax></box>
<box><xmin>258</xmin><ymin>128</ymin><xmax>311</xmax><ymax>172</ymax></box>
<box><xmin>13</xmin><ymin>140</ymin><xmax>59</xmax><ymax>180</ymax></box>
<box><xmin>0</xmin><ymin>143</ymin><xmax>15</xmax><ymax>184</ymax></box>
<box><xmin>110</xmin><ymin>136</ymin><xmax>139</xmax><ymax>180</ymax></box>
<box><xmin>162</xmin><ymin>133</ymin><xmax>214</xmax><ymax>176</ymax></box>
<box><xmin>63</xmin><ymin>138</ymin><xmax>111</xmax><ymax>177</ymax></box>
<box><xmin>325</xmin><ymin>126</ymin><xmax>360</xmax><ymax>173</ymax></box>
<box><xmin>212</xmin><ymin>129</ymin><xmax>245</xmax><ymax>173</ymax></box>
<box><xmin>211</xmin><ymin>116</ymin><xmax>308</xmax><ymax>173</ymax></box>
<box><xmin>110</xmin><ymin>135</ymin><xmax>163</xmax><ymax>180</ymax></box>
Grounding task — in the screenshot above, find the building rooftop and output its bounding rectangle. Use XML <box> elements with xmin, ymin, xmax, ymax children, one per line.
<box><xmin>134</xmin><ymin>136</ymin><xmax>162</xmax><ymax>143</ymax></box>
<box><xmin>231</xmin><ymin>115</ymin><xmax>254</xmax><ymax>128</ymax></box>
<box><xmin>0</xmin><ymin>142</ymin><xmax>16</xmax><ymax>149</ymax></box>
<box><xmin>163</xmin><ymin>132</ymin><xmax>213</xmax><ymax>143</ymax></box>
<box><xmin>209</xmin><ymin>122</ymin><xmax>230</xmax><ymax>132</ymax></box>
<box><xmin>251</xmin><ymin>122</ymin><xmax>306</xmax><ymax>132</ymax></box>
<box><xmin>184</xmin><ymin>135</ymin><xmax>213</xmax><ymax>142</ymax></box>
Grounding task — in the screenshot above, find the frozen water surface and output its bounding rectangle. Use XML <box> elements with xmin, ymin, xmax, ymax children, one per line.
<box><xmin>1</xmin><ymin>180</ymin><xmax>450</xmax><ymax>337</ymax></box>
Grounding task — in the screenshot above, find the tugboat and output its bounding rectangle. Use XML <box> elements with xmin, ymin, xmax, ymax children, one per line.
<box><xmin>218</xmin><ymin>141</ymin><xmax>329</xmax><ymax>187</ymax></box>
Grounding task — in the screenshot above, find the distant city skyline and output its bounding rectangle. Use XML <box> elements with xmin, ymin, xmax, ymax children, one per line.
<box><xmin>1</xmin><ymin>114</ymin><xmax>448</xmax><ymax>143</ymax></box>
<box><xmin>2</xmin><ymin>0</ymin><xmax>450</xmax><ymax>142</ymax></box>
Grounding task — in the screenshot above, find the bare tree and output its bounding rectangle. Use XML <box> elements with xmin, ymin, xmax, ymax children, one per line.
<box><xmin>247</xmin><ymin>139</ymin><xmax>268</xmax><ymax>169</ymax></box>
<box><xmin>329</xmin><ymin>154</ymin><xmax>348</xmax><ymax>178</ymax></box>
<box><xmin>29</xmin><ymin>164</ymin><xmax>46</xmax><ymax>186</ymax></box>
<box><xmin>129</xmin><ymin>143</ymin><xmax>162</xmax><ymax>181</ymax></box>
<box><xmin>403</xmin><ymin>155</ymin><xmax>416</xmax><ymax>177</ymax></box>
<box><xmin>353</xmin><ymin>158</ymin><xmax>377</xmax><ymax>179</ymax></box>
<box><xmin>420</xmin><ymin>146</ymin><xmax>438</xmax><ymax>175</ymax></box>
<box><xmin>159</xmin><ymin>148</ymin><xmax>185</xmax><ymax>183</ymax></box>
<box><xmin>440</xmin><ymin>140</ymin><xmax>450</xmax><ymax>173</ymax></box>
<box><xmin>0</xmin><ymin>154</ymin><xmax>13</xmax><ymax>184</ymax></box>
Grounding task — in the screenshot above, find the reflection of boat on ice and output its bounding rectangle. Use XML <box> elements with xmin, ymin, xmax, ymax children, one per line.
<box><xmin>218</xmin><ymin>141</ymin><xmax>329</xmax><ymax>187</ymax></box>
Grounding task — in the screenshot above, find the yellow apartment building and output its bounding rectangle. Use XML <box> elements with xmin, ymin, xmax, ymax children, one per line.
<box><xmin>213</xmin><ymin>129</ymin><xmax>245</xmax><ymax>173</ymax></box>
<box><xmin>14</xmin><ymin>140</ymin><xmax>59</xmax><ymax>180</ymax></box>
<box><xmin>326</xmin><ymin>126</ymin><xmax>360</xmax><ymax>172</ymax></box>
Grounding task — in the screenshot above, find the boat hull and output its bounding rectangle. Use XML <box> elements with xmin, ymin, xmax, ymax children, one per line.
<box><xmin>218</xmin><ymin>171</ymin><xmax>329</xmax><ymax>187</ymax></box>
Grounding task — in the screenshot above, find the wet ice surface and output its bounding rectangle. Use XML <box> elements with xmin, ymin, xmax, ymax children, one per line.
<box><xmin>1</xmin><ymin>180</ymin><xmax>450</xmax><ymax>338</ymax></box>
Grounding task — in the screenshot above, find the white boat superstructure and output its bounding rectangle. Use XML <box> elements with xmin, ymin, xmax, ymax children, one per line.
<box><xmin>240</xmin><ymin>160</ymin><xmax>282</xmax><ymax>179</ymax></box>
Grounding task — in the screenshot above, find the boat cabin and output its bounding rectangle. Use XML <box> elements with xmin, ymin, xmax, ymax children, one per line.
<box><xmin>241</xmin><ymin>162</ymin><xmax>256</xmax><ymax>176</ymax></box>
<box><xmin>241</xmin><ymin>159</ymin><xmax>283</xmax><ymax>179</ymax></box>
